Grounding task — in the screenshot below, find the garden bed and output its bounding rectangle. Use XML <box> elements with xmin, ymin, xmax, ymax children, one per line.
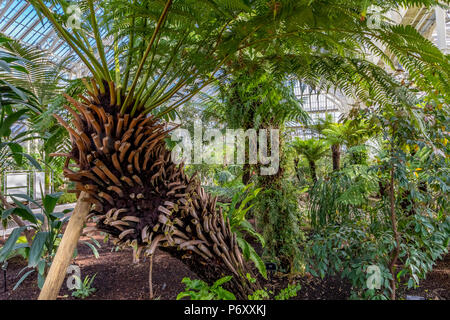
<box><xmin>1</xmin><ymin>230</ymin><xmax>448</xmax><ymax>300</ymax></box>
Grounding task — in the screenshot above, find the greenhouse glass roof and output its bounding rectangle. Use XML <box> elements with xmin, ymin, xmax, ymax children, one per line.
<box><xmin>0</xmin><ymin>0</ymin><xmax>113</xmax><ymax>75</ymax></box>
<box><xmin>1</xmin><ymin>1</ymin><xmax>448</xmax><ymax>123</ymax></box>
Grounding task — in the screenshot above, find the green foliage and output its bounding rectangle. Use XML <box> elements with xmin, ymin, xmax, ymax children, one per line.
<box><xmin>274</xmin><ymin>283</ymin><xmax>302</xmax><ymax>300</ymax></box>
<box><xmin>255</xmin><ymin>179</ymin><xmax>305</xmax><ymax>273</ymax></box>
<box><xmin>0</xmin><ymin>229</ymin><xmax>28</xmax><ymax>264</ymax></box>
<box><xmin>225</xmin><ymin>184</ymin><xmax>261</xmax><ymax>231</ymax></box>
<box><xmin>306</xmin><ymin>217</ymin><xmax>393</xmax><ymax>300</ymax></box>
<box><xmin>213</xmin><ymin>71</ymin><xmax>310</xmax><ymax>130</ymax></box>
<box><xmin>198</xmin><ymin>165</ymin><xmax>244</xmax><ymax>201</ymax></box>
<box><xmin>291</xmin><ymin>138</ymin><xmax>329</xmax><ymax>183</ymax></box>
<box><xmin>19</xmin><ymin>0</ymin><xmax>450</xmax><ymax>301</ymax></box>
<box><xmin>0</xmin><ymin>236</ymin><xmax>28</xmax><ymax>262</ymax></box>
<box><xmin>401</xmin><ymin>215</ymin><xmax>450</xmax><ymax>289</ymax></box>
<box><xmin>236</xmin><ymin>237</ymin><xmax>267</xmax><ymax>280</ymax></box>
<box><xmin>321</xmin><ymin>121</ymin><xmax>371</xmax><ymax>148</ymax></box>
<box><xmin>248</xmin><ymin>288</ymin><xmax>272</xmax><ymax>300</ymax></box>
<box><xmin>0</xmin><ymin>105</ymin><xmax>41</xmax><ymax>173</ymax></box>
<box><xmin>305</xmin><ymin>91</ymin><xmax>450</xmax><ymax>299</ymax></box>
<box><xmin>306</xmin><ymin>214</ymin><xmax>450</xmax><ymax>300</ymax></box>
<box><xmin>71</xmin><ymin>274</ymin><xmax>97</xmax><ymax>299</ymax></box>
<box><xmin>248</xmin><ymin>282</ymin><xmax>301</xmax><ymax>300</ymax></box>
<box><xmin>177</xmin><ymin>276</ymin><xmax>236</xmax><ymax>300</ymax></box>
<box><xmin>0</xmin><ymin>34</ymin><xmax>38</xmax><ymax>110</ymax></box>
<box><xmin>56</xmin><ymin>192</ymin><xmax>78</xmax><ymax>205</ymax></box>
<box><xmin>0</xmin><ymin>192</ymin><xmax>101</xmax><ymax>290</ymax></box>
<box><xmin>308</xmin><ymin>166</ymin><xmax>378</xmax><ymax>229</ymax></box>
<box><xmin>291</xmin><ymin>138</ymin><xmax>329</xmax><ymax>164</ymax></box>
<box><xmin>222</xmin><ymin>183</ymin><xmax>267</xmax><ymax>279</ymax></box>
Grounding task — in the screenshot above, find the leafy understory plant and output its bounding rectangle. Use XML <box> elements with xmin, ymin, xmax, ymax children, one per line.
<box><xmin>176</xmin><ymin>276</ymin><xmax>236</xmax><ymax>300</ymax></box>
<box><xmin>0</xmin><ymin>192</ymin><xmax>100</xmax><ymax>289</ymax></box>
<box><xmin>248</xmin><ymin>288</ymin><xmax>272</xmax><ymax>300</ymax></box>
<box><xmin>222</xmin><ymin>184</ymin><xmax>267</xmax><ymax>279</ymax></box>
<box><xmin>248</xmin><ymin>283</ymin><xmax>301</xmax><ymax>300</ymax></box>
<box><xmin>274</xmin><ymin>283</ymin><xmax>302</xmax><ymax>300</ymax></box>
<box><xmin>71</xmin><ymin>274</ymin><xmax>97</xmax><ymax>299</ymax></box>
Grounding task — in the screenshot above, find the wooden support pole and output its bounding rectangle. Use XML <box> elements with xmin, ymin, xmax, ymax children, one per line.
<box><xmin>38</xmin><ymin>192</ymin><xmax>91</xmax><ymax>300</ymax></box>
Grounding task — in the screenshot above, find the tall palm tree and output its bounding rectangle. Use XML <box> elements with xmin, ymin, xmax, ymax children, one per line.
<box><xmin>29</xmin><ymin>0</ymin><xmax>272</xmax><ymax>298</ymax></box>
<box><xmin>28</xmin><ymin>0</ymin><xmax>449</xmax><ymax>298</ymax></box>
<box><xmin>291</xmin><ymin>138</ymin><xmax>329</xmax><ymax>183</ymax></box>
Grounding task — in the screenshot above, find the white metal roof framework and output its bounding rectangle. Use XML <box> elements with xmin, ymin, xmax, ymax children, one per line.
<box><xmin>290</xmin><ymin>6</ymin><xmax>449</xmax><ymax>139</ymax></box>
<box><xmin>0</xmin><ymin>0</ymin><xmax>114</xmax><ymax>77</ymax></box>
<box><xmin>0</xmin><ymin>1</ymin><xmax>448</xmax><ymax>134</ymax></box>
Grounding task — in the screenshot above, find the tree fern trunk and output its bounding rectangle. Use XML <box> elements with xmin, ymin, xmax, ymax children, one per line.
<box><xmin>331</xmin><ymin>144</ymin><xmax>341</xmax><ymax>171</ymax></box>
<box><xmin>308</xmin><ymin>160</ymin><xmax>317</xmax><ymax>183</ymax></box>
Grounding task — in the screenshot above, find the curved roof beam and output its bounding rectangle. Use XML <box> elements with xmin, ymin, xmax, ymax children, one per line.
<box><xmin>376</xmin><ymin>6</ymin><xmax>448</xmax><ymax>68</ymax></box>
<box><xmin>434</xmin><ymin>7</ymin><xmax>448</xmax><ymax>53</ymax></box>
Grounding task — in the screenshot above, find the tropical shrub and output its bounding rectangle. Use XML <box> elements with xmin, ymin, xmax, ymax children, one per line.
<box><xmin>177</xmin><ymin>276</ymin><xmax>236</xmax><ymax>300</ymax></box>
<box><xmin>306</xmin><ymin>214</ymin><xmax>450</xmax><ymax>300</ymax></box>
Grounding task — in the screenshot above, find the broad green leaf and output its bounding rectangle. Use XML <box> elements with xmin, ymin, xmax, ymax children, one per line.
<box><xmin>37</xmin><ymin>271</ymin><xmax>45</xmax><ymax>289</ymax></box>
<box><xmin>13</xmin><ymin>270</ymin><xmax>34</xmax><ymax>290</ymax></box>
<box><xmin>239</xmin><ymin>220</ymin><xmax>265</xmax><ymax>246</ymax></box>
<box><xmin>83</xmin><ymin>241</ymin><xmax>99</xmax><ymax>259</ymax></box>
<box><xmin>43</xmin><ymin>192</ymin><xmax>63</xmax><ymax>214</ymax></box>
<box><xmin>28</xmin><ymin>232</ymin><xmax>49</xmax><ymax>267</ymax></box>
<box><xmin>212</xmin><ymin>275</ymin><xmax>232</xmax><ymax>288</ymax></box>
<box><xmin>237</xmin><ymin>238</ymin><xmax>267</xmax><ymax>279</ymax></box>
<box><xmin>4</xmin><ymin>82</ymin><xmax>28</xmax><ymax>101</ymax></box>
<box><xmin>0</xmin><ymin>226</ymin><xmax>26</xmax><ymax>262</ymax></box>
<box><xmin>0</xmin><ymin>109</ymin><xmax>27</xmax><ymax>137</ymax></box>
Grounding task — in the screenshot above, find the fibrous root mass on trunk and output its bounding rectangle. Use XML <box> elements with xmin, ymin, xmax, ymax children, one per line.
<box><xmin>53</xmin><ymin>80</ymin><xmax>260</xmax><ymax>299</ymax></box>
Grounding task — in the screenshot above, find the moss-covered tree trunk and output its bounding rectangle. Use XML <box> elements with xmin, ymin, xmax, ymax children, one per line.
<box><xmin>254</xmin><ymin>126</ymin><xmax>303</xmax><ymax>272</ymax></box>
